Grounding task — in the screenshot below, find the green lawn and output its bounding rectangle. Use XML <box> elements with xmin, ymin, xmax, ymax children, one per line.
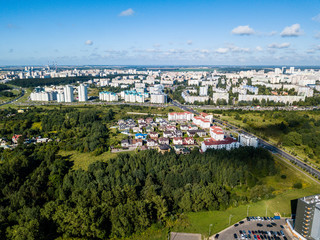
<box><xmin>58</xmin><ymin>150</ymin><xmax>135</xmax><ymax>170</ymax></box>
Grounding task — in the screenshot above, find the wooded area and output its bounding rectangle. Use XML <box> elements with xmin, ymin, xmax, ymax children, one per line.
<box><xmin>0</xmin><ymin>144</ymin><xmax>275</xmax><ymax>239</ymax></box>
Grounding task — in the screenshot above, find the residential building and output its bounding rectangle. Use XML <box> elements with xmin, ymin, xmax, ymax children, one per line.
<box><xmin>238</xmin><ymin>94</ymin><xmax>305</xmax><ymax>104</ymax></box>
<box><xmin>212</xmin><ymin>92</ymin><xmax>229</xmax><ymax>104</ymax></box>
<box><xmin>289</xmin><ymin>194</ymin><xmax>320</xmax><ymax>240</ymax></box>
<box><xmin>199</xmin><ymin>86</ymin><xmax>208</xmax><ymax>96</ymax></box>
<box><xmin>158</xmin><ymin>144</ymin><xmax>171</xmax><ymax>154</ymax></box>
<box><xmin>183</xmin><ymin>137</ymin><xmax>195</xmax><ymax>145</ymax></box>
<box><xmin>146</xmin><ymin>139</ymin><xmax>158</xmax><ymax>147</ymax></box>
<box><xmin>238</xmin><ymin>134</ymin><xmax>259</xmax><ymax>147</ymax></box>
<box><xmin>78</xmin><ymin>84</ymin><xmax>88</xmax><ymax>102</ymax></box>
<box><xmin>192</xmin><ymin>116</ymin><xmax>211</xmax><ymax>129</ymax></box>
<box><xmin>173</xmin><ymin>137</ymin><xmax>183</xmax><ymax>145</ymax></box>
<box><xmin>99</xmin><ymin>91</ymin><xmax>118</xmax><ymax>102</ymax></box>
<box><xmin>57</xmin><ymin>92</ymin><xmax>65</xmax><ymax>102</ymax></box>
<box><xmin>201</xmin><ymin>137</ymin><xmax>240</xmax><ymax>152</ymax></box>
<box><xmin>168</xmin><ymin>112</ymin><xmax>194</xmax><ymax>121</ymax></box>
<box><xmin>135</xmin><ymin>133</ymin><xmax>147</xmax><ymax>140</ymax></box>
<box><xmin>150</xmin><ymin>94</ymin><xmax>167</xmax><ymax>104</ymax></box>
<box><xmin>158</xmin><ymin>137</ymin><xmax>169</xmax><ymax>145</ymax></box>
<box><xmin>64</xmin><ymin>85</ymin><xmax>74</xmax><ymax>102</ymax></box>
<box><xmin>210</xmin><ymin>126</ymin><xmax>224</xmax><ymax>140</ymax></box>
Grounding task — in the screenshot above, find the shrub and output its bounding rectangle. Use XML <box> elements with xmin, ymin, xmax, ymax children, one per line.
<box><xmin>293</xmin><ymin>182</ymin><xmax>302</xmax><ymax>189</ymax></box>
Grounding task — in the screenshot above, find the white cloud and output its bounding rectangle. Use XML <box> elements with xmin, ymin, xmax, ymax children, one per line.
<box><xmin>187</xmin><ymin>40</ymin><xmax>193</xmax><ymax>45</ymax></box>
<box><xmin>200</xmin><ymin>49</ymin><xmax>209</xmax><ymax>53</ymax></box>
<box><xmin>268</xmin><ymin>42</ymin><xmax>291</xmax><ymax>49</ymax></box>
<box><xmin>280</xmin><ymin>24</ymin><xmax>302</xmax><ymax>37</ymax></box>
<box><xmin>314</xmin><ymin>32</ymin><xmax>320</xmax><ymax>39</ymax></box>
<box><xmin>85</xmin><ymin>40</ymin><xmax>93</xmax><ymax>46</ymax></box>
<box><xmin>267</xmin><ymin>31</ymin><xmax>277</xmax><ymax>36</ymax></box>
<box><xmin>256</xmin><ymin>46</ymin><xmax>263</xmax><ymax>51</ymax></box>
<box><xmin>119</xmin><ymin>8</ymin><xmax>134</xmax><ymax>16</ymax></box>
<box><xmin>215</xmin><ymin>48</ymin><xmax>229</xmax><ymax>53</ymax></box>
<box><xmin>229</xmin><ymin>45</ymin><xmax>250</xmax><ymax>53</ymax></box>
<box><xmin>231</xmin><ymin>25</ymin><xmax>255</xmax><ymax>35</ymax></box>
<box><xmin>312</xmin><ymin>14</ymin><xmax>320</xmax><ymax>22</ymax></box>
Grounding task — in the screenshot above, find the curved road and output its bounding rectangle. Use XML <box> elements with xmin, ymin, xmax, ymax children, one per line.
<box><xmin>0</xmin><ymin>88</ymin><xmax>25</xmax><ymax>106</ymax></box>
<box><xmin>171</xmin><ymin>100</ymin><xmax>320</xmax><ymax>180</ymax></box>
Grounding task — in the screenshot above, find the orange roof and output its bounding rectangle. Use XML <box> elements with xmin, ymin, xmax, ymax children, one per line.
<box><xmin>203</xmin><ymin>137</ymin><xmax>237</xmax><ymax>146</ymax></box>
<box><xmin>210</xmin><ymin>126</ymin><xmax>224</xmax><ymax>134</ymax></box>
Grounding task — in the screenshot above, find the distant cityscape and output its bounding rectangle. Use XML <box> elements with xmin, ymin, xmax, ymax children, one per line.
<box><xmin>1</xmin><ymin>66</ymin><xmax>319</xmax><ymax>106</ymax></box>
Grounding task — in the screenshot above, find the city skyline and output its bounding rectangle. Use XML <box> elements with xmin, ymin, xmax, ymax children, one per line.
<box><xmin>1</xmin><ymin>0</ymin><xmax>320</xmax><ymax>65</ymax></box>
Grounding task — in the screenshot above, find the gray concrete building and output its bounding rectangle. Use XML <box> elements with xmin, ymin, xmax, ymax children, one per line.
<box><xmin>291</xmin><ymin>194</ymin><xmax>320</xmax><ymax>240</ymax></box>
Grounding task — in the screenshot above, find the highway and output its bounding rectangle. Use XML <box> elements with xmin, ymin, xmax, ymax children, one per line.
<box><xmin>171</xmin><ymin>99</ymin><xmax>320</xmax><ymax>180</ymax></box>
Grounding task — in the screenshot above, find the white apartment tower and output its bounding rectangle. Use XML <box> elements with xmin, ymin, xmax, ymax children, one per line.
<box><xmin>64</xmin><ymin>85</ymin><xmax>74</xmax><ymax>102</ymax></box>
<box><xmin>199</xmin><ymin>86</ymin><xmax>208</xmax><ymax>96</ymax></box>
<box><xmin>78</xmin><ymin>84</ymin><xmax>88</xmax><ymax>102</ymax></box>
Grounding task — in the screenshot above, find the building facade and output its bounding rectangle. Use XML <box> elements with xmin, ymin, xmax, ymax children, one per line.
<box><xmin>64</xmin><ymin>85</ymin><xmax>74</xmax><ymax>102</ymax></box>
<box><xmin>291</xmin><ymin>195</ymin><xmax>320</xmax><ymax>240</ymax></box>
<box><xmin>78</xmin><ymin>84</ymin><xmax>88</xmax><ymax>102</ymax></box>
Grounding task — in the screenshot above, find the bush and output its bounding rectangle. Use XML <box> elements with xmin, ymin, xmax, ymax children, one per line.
<box><xmin>293</xmin><ymin>182</ymin><xmax>302</xmax><ymax>189</ymax></box>
<box><xmin>280</xmin><ymin>175</ymin><xmax>287</xmax><ymax>179</ymax></box>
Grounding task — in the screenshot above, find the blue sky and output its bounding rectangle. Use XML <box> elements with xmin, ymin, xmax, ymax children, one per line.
<box><xmin>1</xmin><ymin>0</ymin><xmax>320</xmax><ymax>65</ymax></box>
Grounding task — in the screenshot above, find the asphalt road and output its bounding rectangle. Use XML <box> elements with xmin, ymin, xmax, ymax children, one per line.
<box><xmin>171</xmin><ymin>100</ymin><xmax>320</xmax><ymax>181</ymax></box>
<box><xmin>0</xmin><ymin>89</ymin><xmax>25</xmax><ymax>106</ymax></box>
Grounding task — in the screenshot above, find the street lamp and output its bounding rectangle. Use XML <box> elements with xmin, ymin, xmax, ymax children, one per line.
<box><xmin>247</xmin><ymin>205</ymin><xmax>250</xmax><ymax>217</ymax></box>
<box><xmin>209</xmin><ymin>224</ymin><xmax>213</xmax><ymax>237</ymax></box>
<box><xmin>266</xmin><ymin>205</ymin><xmax>268</xmax><ymax>217</ymax></box>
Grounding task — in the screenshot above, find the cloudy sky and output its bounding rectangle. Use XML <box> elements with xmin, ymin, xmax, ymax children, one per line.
<box><xmin>1</xmin><ymin>0</ymin><xmax>320</xmax><ymax>65</ymax></box>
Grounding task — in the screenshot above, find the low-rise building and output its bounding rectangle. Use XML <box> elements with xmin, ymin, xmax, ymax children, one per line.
<box><xmin>158</xmin><ymin>144</ymin><xmax>171</xmax><ymax>154</ymax></box>
<box><xmin>168</xmin><ymin>112</ymin><xmax>194</xmax><ymax>121</ymax></box>
<box><xmin>238</xmin><ymin>134</ymin><xmax>259</xmax><ymax>147</ymax></box>
<box><xmin>173</xmin><ymin>137</ymin><xmax>183</xmax><ymax>145</ymax></box>
<box><xmin>201</xmin><ymin>137</ymin><xmax>240</xmax><ymax>152</ymax></box>
<box><xmin>210</xmin><ymin>126</ymin><xmax>224</xmax><ymax>140</ymax></box>
<box><xmin>146</xmin><ymin>139</ymin><xmax>158</xmax><ymax>147</ymax></box>
<box><xmin>158</xmin><ymin>137</ymin><xmax>169</xmax><ymax>145</ymax></box>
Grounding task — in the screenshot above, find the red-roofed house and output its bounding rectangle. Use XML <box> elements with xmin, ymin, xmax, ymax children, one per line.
<box><xmin>183</xmin><ymin>137</ymin><xmax>195</xmax><ymax>145</ymax></box>
<box><xmin>200</xmin><ymin>112</ymin><xmax>213</xmax><ymax>122</ymax></box>
<box><xmin>149</xmin><ymin>132</ymin><xmax>159</xmax><ymax>139</ymax></box>
<box><xmin>173</xmin><ymin>137</ymin><xmax>183</xmax><ymax>145</ymax></box>
<box><xmin>201</xmin><ymin>137</ymin><xmax>239</xmax><ymax>152</ymax></box>
<box><xmin>12</xmin><ymin>134</ymin><xmax>22</xmax><ymax>144</ymax></box>
<box><xmin>192</xmin><ymin>116</ymin><xmax>211</xmax><ymax>129</ymax></box>
<box><xmin>210</xmin><ymin>126</ymin><xmax>224</xmax><ymax>140</ymax></box>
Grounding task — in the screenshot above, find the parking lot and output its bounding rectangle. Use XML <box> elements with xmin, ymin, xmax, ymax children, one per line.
<box><xmin>213</xmin><ymin>217</ymin><xmax>292</xmax><ymax>240</ymax></box>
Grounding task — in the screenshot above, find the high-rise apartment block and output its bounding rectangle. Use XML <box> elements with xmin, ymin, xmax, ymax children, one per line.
<box><xmin>290</xmin><ymin>195</ymin><xmax>320</xmax><ymax>240</ymax></box>
<box><xmin>78</xmin><ymin>84</ymin><xmax>88</xmax><ymax>102</ymax></box>
<box><xmin>64</xmin><ymin>85</ymin><xmax>74</xmax><ymax>102</ymax></box>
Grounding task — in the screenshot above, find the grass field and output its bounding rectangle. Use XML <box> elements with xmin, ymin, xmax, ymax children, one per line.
<box><xmin>58</xmin><ymin>150</ymin><xmax>136</xmax><ymax>170</ymax></box>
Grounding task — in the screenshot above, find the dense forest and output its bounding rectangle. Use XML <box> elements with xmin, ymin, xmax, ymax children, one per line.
<box><xmin>10</xmin><ymin>76</ymin><xmax>93</xmax><ymax>88</ymax></box>
<box><xmin>9</xmin><ymin>74</ymin><xmax>145</xmax><ymax>88</ymax></box>
<box><xmin>0</xmin><ymin>144</ymin><xmax>276</xmax><ymax>239</ymax></box>
<box><xmin>0</xmin><ymin>84</ymin><xmax>11</xmax><ymax>92</ymax></box>
<box><xmin>0</xmin><ymin>107</ymin><xmax>114</xmax><ymax>155</ymax></box>
<box><xmin>0</xmin><ymin>84</ymin><xmax>15</xmax><ymax>98</ymax></box>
